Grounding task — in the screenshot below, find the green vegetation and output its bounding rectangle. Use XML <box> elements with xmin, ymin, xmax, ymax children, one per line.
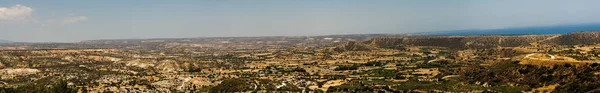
<box><xmin>324</xmin><ymin>75</ymin><xmax>347</xmax><ymax>80</ymax></box>
<box><xmin>209</xmin><ymin>78</ymin><xmax>252</xmax><ymax>93</ymax></box>
<box><xmin>361</xmin><ymin>69</ymin><xmax>395</xmax><ymax>77</ymax></box>
<box><xmin>463</xmin><ymin>61</ymin><xmax>600</xmax><ymax>92</ymax></box>
<box><xmin>417</xmin><ymin>60</ymin><xmax>460</xmax><ymax>68</ymax></box>
<box><xmin>282</xmin><ymin>67</ymin><xmax>306</xmax><ymax>72</ymax></box>
<box><xmin>362</xmin><ymin>61</ymin><xmax>384</xmax><ymax>66</ymax></box>
<box><xmin>0</xmin><ymin>80</ymin><xmax>78</xmax><ymax>93</ymax></box>
<box><xmin>210</xmin><ymin>78</ymin><xmax>302</xmax><ymax>93</ymax></box>
<box><xmin>328</xmin><ymin>79</ymin><xmax>527</xmax><ymax>93</ymax></box>
<box><xmin>334</xmin><ymin>65</ymin><xmax>358</xmax><ymax>71</ymax></box>
<box><xmin>392</xmin><ymin>80</ymin><xmax>526</xmax><ymax>92</ymax></box>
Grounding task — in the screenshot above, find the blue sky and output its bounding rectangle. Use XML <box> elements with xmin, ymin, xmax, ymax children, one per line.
<box><xmin>1</xmin><ymin>0</ymin><xmax>600</xmax><ymax>42</ymax></box>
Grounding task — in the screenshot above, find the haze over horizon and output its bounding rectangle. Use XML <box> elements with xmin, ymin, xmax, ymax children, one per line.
<box><xmin>2</xmin><ymin>0</ymin><xmax>600</xmax><ymax>42</ymax></box>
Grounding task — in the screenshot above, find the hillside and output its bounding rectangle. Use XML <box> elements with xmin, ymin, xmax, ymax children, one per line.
<box><xmin>366</xmin><ymin>35</ymin><xmax>551</xmax><ymax>49</ymax></box>
<box><xmin>331</xmin><ymin>41</ymin><xmax>374</xmax><ymax>52</ymax></box>
<box><xmin>543</xmin><ymin>31</ymin><xmax>600</xmax><ymax>45</ymax></box>
<box><xmin>367</xmin><ymin>31</ymin><xmax>600</xmax><ymax>49</ymax></box>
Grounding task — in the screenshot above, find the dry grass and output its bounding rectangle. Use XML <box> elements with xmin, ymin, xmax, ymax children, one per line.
<box><xmin>524</xmin><ymin>84</ymin><xmax>559</xmax><ymax>93</ymax></box>
<box><xmin>319</xmin><ymin>80</ymin><xmax>346</xmax><ymax>92</ymax></box>
<box><xmin>517</xmin><ymin>53</ymin><xmax>592</xmax><ymax>66</ymax></box>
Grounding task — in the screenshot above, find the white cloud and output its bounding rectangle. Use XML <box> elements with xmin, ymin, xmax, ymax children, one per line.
<box><xmin>0</xmin><ymin>4</ymin><xmax>33</xmax><ymax>21</ymax></box>
<box><xmin>1</xmin><ymin>4</ymin><xmax>88</xmax><ymax>25</ymax></box>
<box><xmin>60</xmin><ymin>16</ymin><xmax>88</xmax><ymax>25</ymax></box>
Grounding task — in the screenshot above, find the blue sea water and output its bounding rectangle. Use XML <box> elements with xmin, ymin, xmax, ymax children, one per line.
<box><xmin>424</xmin><ymin>23</ymin><xmax>600</xmax><ymax>36</ymax></box>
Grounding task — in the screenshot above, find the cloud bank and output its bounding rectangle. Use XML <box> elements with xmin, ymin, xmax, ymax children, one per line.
<box><xmin>0</xmin><ymin>4</ymin><xmax>33</xmax><ymax>21</ymax></box>
<box><xmin>1</xmin><ymin>4</ymin><xmax>87</xmax><ymax>25</ymax></box>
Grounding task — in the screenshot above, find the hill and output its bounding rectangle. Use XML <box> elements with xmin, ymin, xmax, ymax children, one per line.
<box><xmin>0</xmin><ymin>39</ymin><xmax>12</xmax><ymax>43</ymax></box>
<box><xmin>366</xmin><ymin>35</ymin><xmax>551</xmax><ymax>49</ymax></box>
<box><xmin>330</xmin><ymin>41</ymin><xmax>374</xmax><ymax>52</ymax></box>
<box><xmin>543</xmin><ymin>31</ymin><xmax>600</xmax><ymax>45</ymax></box>
<box><xmin>367</xmin><ymin>31</ymin><xmax>600</xmax><ymax>49</ymax></box>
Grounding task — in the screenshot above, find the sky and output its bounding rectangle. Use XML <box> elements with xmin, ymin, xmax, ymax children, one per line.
<box><xmin>1</xmin><ymin>0</ymin><xmax>600</xmax><ymax>42</ymax></box>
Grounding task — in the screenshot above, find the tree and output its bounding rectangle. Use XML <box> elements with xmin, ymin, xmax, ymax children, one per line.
<box><xmin>49</xmin><ymin>80</ymin><xmax>78</xmax><ymax>93</ymax></box>
<box><xmin>210</xmin><ymin>79</ymin><xmax>251</xmax><ymax>93</ymax></box>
